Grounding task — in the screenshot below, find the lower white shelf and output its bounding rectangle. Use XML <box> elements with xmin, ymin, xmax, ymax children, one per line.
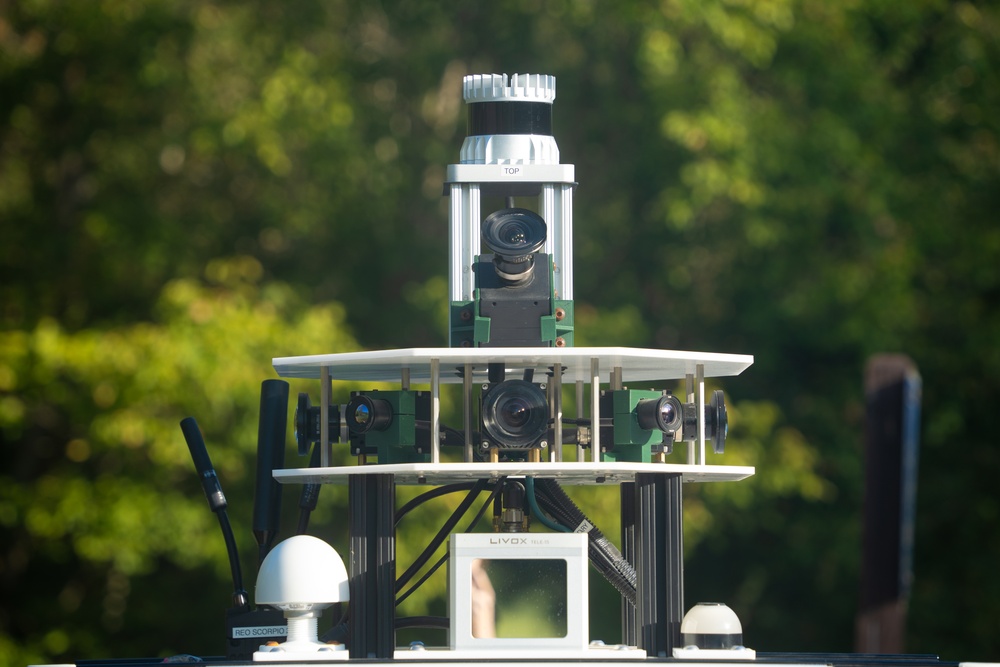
<box><xmin>273</xmin><ymin>462</ymin><xmax>754</xmax><ymax>486</ymax></box>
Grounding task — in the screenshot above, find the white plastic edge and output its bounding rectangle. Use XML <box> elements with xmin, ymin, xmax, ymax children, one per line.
<box><xmin>464</xmin><ymin>73</ymin><xmax>556</xmax><ymax>103</ymax></box>
<box><xmin>672</xmin><ymin>646</ymin><xmax>757</xmax><ymax>660</ymax></box>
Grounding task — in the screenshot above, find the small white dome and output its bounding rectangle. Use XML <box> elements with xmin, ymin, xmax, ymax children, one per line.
<box><xmin>680</xmin><ymin>602</ymin><xmax>743</xmax><ymax>635</ymax></box>
<box><xmin>680</xmin><ymin>602</ymin><xmax>745</xmax><ymax>649</ymax></box>
<box><xmin>255</xmin><ymin>535</ymin><xmax>349</xmax><ymax>610</ymax></box>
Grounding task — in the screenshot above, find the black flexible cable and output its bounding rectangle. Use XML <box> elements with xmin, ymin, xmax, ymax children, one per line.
<box><xmin>534</xmin><ymin>478</ymin><xmax>637</xmax><ymax>606</ymax></box>
<box><xmin>180</xmin><ymin>417</ymin><xmax>249</xmax><ymax>609</ymax></box>
<box><xmin>555</xmin><ymin>417</ymin><xmax>614</xmax><ymax>447</ymax></box>
<box><xmin>414</xmin><ymin>420</ymin><xmax>473</xmax><ymax>447</ymax></box>
<box><xmin>525</xmin><ymin>477</ymin><xmax>570</xmax><ymax>532</ymax></box>
<box><xmin>322</xmin><ymin>619</ymin><xmax>348</xmax><ymax>645</ymax></box>
<box><xmin>535</xmin><ymin>479</ymin><xmax>636</xmax><ymax>603</ymax></box>
<box><xmin>396</xmin><ymin>480</ymin><xmax>503</xmax><ymax>606</ymax></box>
<box><xmin>323</xmin><ymin>483</ymin><xmax>496</xmax><ymax>645</ymax></box>
<box><xmin>464</xmin><ymin>479</ymin><xmax>503</xmax><ymax>532</ymax></box>
<box><xmin>296</xmin><ymin>444</ymin><xmax>323</xmax><ymax>534</ymax></box>
<box><xmin>217</xmin><ymin>511</ymin><xmax>249</xmax><ymax>608</ymax></box>
<box><xmin>295</xmin><ymin>510</ymin><xmax>309</xmax><ymax>536</ymax></box>
<box><xmin>394</xmin><ymin>482</ymin><xmax>479</xmax><ymax>527</ymax></box>
<box><xmin>396</xmin><ymin>616</ymin><xmax>449</xmax><ymax>630</ymax></box>
<box><xmin>395</xmin><ymin>479</ymin><xmax>487</xmax><ymax>593</ymax></box>
<box><xmin>559</xmin><ymin>417</ymin><xmax>613</xmax><ymax>426</ymax></box>
<box><xmin>396</xmin><ymin>552</ymin><xmax>448</xmax><ymax>608</ymax></box>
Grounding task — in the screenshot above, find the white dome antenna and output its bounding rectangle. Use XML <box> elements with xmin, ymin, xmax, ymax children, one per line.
<box><xmin>253</xmin><ymin>535</ymin><xmax>350</xmax><ymax>662</ymax></box>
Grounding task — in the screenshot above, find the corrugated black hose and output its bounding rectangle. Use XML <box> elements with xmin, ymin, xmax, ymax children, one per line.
<box><xmin>534</xmin><ymin>478</ymin><xmax>637</xmax><ymax>606</ymax></box>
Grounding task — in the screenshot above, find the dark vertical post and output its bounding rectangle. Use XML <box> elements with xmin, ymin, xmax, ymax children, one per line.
<box><xmin>856</xmin><ymin>354</ymin><xmax>921</xmax><ymax>653</ymax></box>
<box><xmin>349</xmin><ymin>473</ymin><xmax>396</xmax><ymax>658</ymax></box>
<box><xmin>620</xmin><ymin>481</ymin><xmax>636</xmax><ymax>645</ymax></box>
<box><xmin>634</xmin><ymin>472</ymin><xmax>684</xmax><ymax>656</ymax></box>
<box><xmin>253</xmin><ymin>379</ymin><xmax>289</xmax><ymax>565</ymax></box>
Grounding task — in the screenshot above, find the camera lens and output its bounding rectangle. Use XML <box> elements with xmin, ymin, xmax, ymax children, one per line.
<box><xmin>636</xmin><ymin>394</ymin><xmax>683</xmax><ymax>434</ymax></box>
<box><xmin>483</xmin><ymin>208</ymin><xmax>546</xmax><ymax>256</ymax></box>
<box><xmin>346</xmin><ymin>395</ymin><xmax>393</xmax><ymax>434</ymax></box>
<box><xmin>294</xmin><ymin>393</ymin><xmax>341</xmax><ymax>455</ymax></box>
<box><xmin>498</xmin><ymin>221</ymin><xmax>530</xmax><ymax>247</ymax></box>
<box><xmin>294</xmin><ymin>392</ymin><xmax>315</xmax><ymax>455</ymax></box>
<box><xmin>354</xmin><ymin>403</ymin><xmax>371</xmax><ymax>425</ymax></box>
<box><xmin>481</xmin><ymin>379</ymin><xmax>549</xmax><ymax>449</ymax></box>
<box><xmin>709</xmin><ymin>390</ymin><xmax>728</xmax><ymax>454</ymax></box>
<box><xmin>482</xmin><ymin>208</ymin><xmax>546</xmax><ymax>284</ymax></box>
<box><xmin>501</xmin><ymin>397</ymin><xmax>531</xmax><ymax>427</ymax></box>
<box><xmin>679</xmin><ymin>391</ymin><xmax>728</xmax><ymax>453</ymax></box>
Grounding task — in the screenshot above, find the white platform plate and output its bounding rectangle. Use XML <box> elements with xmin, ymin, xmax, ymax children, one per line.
<box><xmin>274</xmin><ymin>462</ymin><xmax>754</xmax><ymax>486</ymax></box>
<box><xmin>272</xmin><ymin>347</ymin><xmax>753</xmax><ymax>384</ymax></box>
<box><xmin>395</xmin><ymin>646</ymin><xmax>647</xmax><ymax>660</ymax></box>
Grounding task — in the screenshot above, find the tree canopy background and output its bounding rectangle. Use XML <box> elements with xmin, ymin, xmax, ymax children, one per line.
<box><xmin>2</xmin><ymin>0</ymin><xmax>998</xmax><ymax>665</ymax></box>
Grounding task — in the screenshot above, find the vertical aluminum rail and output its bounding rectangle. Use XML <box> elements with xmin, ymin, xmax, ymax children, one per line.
<box><xmin>463</xmin><ymin>362</ymin><xmax>473</xmax><ymax>462</ymax></box>
<box><xmin>591</xmin><ymin>357</ymin><xmax>601</xmax><ymax>462</ymax></box>
<box><xmin>541</xmin><ymin>183</ymin><xmax>574</xmax><ymax>301</ymax></box>
<box><xmin>551</xmin><ymin>363</ymin><xmax>563</xmax><ymax>462</ymax></box>
<box><xmin>430</xmin><ymin>358</ymin><xmax>441</xmax><ymax>464</ymax></box>
<box><xmin>320</xmin><ymin>366</ymin><xmax>331</xmax><ymax>467</ymax></box>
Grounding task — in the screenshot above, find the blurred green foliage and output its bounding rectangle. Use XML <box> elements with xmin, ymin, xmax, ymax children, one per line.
<box><xmin>1</xmin><ymin>0</ymin><xmax>998</xmax><ymax>665</ymax></box>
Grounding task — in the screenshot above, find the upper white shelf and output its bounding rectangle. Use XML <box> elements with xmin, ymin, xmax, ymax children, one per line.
<box><xmin>274</xmin><ymin>462</ymin><xmax>755</xmax><ymax>486</ymax></box>
<box><xmin>272</xmin><ymin>346</ymin><xmax>753</xmax><ymax>384</ymax></box>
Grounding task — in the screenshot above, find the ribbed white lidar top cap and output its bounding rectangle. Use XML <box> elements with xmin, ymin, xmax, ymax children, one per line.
<box><xmin>463</xmin><ymin>73</ymin><xmax>556</xmax><ymax>103</ymax></box>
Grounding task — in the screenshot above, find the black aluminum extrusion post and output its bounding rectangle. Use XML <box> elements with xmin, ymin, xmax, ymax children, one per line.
<box><xmin>253</xmin><ymin>379</ymin><xmax>289</xmax><ymax>565</ymax></box>
<box><xmin>348</xmin><ymin>473</ymin><xmax>396</xmax><ymax>659</ymax></box>
<box><xmin>620</xmin><ymin>481</ymin><xmax>637</xmax><ymax>645</ymax></box>
<box><xmin>856</xmin><ymin>354</ymin><xmax>921</xmax><ymax>653</ymax></box>
<box><xmin>633</xmin><ymin>472</ymin><xmax>684</xmax><ymax>656</ymax></box>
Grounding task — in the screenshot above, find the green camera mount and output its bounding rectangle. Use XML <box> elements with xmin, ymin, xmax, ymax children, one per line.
<box><xmin>346</xmin><ymin>390</ymin><xmax>430</xmax><ymax>464</ymax></box>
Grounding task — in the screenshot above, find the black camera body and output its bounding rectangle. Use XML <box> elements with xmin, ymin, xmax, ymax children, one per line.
<box><xmin>480</xmin><ymin>378</ymin><xmax>549</xmax><ymax>451</ymax></box>
<box><xmin>474</xmin><ymin>250</ymin><xmax>553</xmax><ymax>347</ymax></box>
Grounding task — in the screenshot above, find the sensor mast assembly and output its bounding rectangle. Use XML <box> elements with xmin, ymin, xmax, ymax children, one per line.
<box><xmin>271</xmin><ymin>73</ymin><xmax>754</xmax><ymax>660</ymax></box>
<box><xmin>447</xmin><ymin>73</ymin><xmax>575</xmax><ymax>348</ymax></box>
